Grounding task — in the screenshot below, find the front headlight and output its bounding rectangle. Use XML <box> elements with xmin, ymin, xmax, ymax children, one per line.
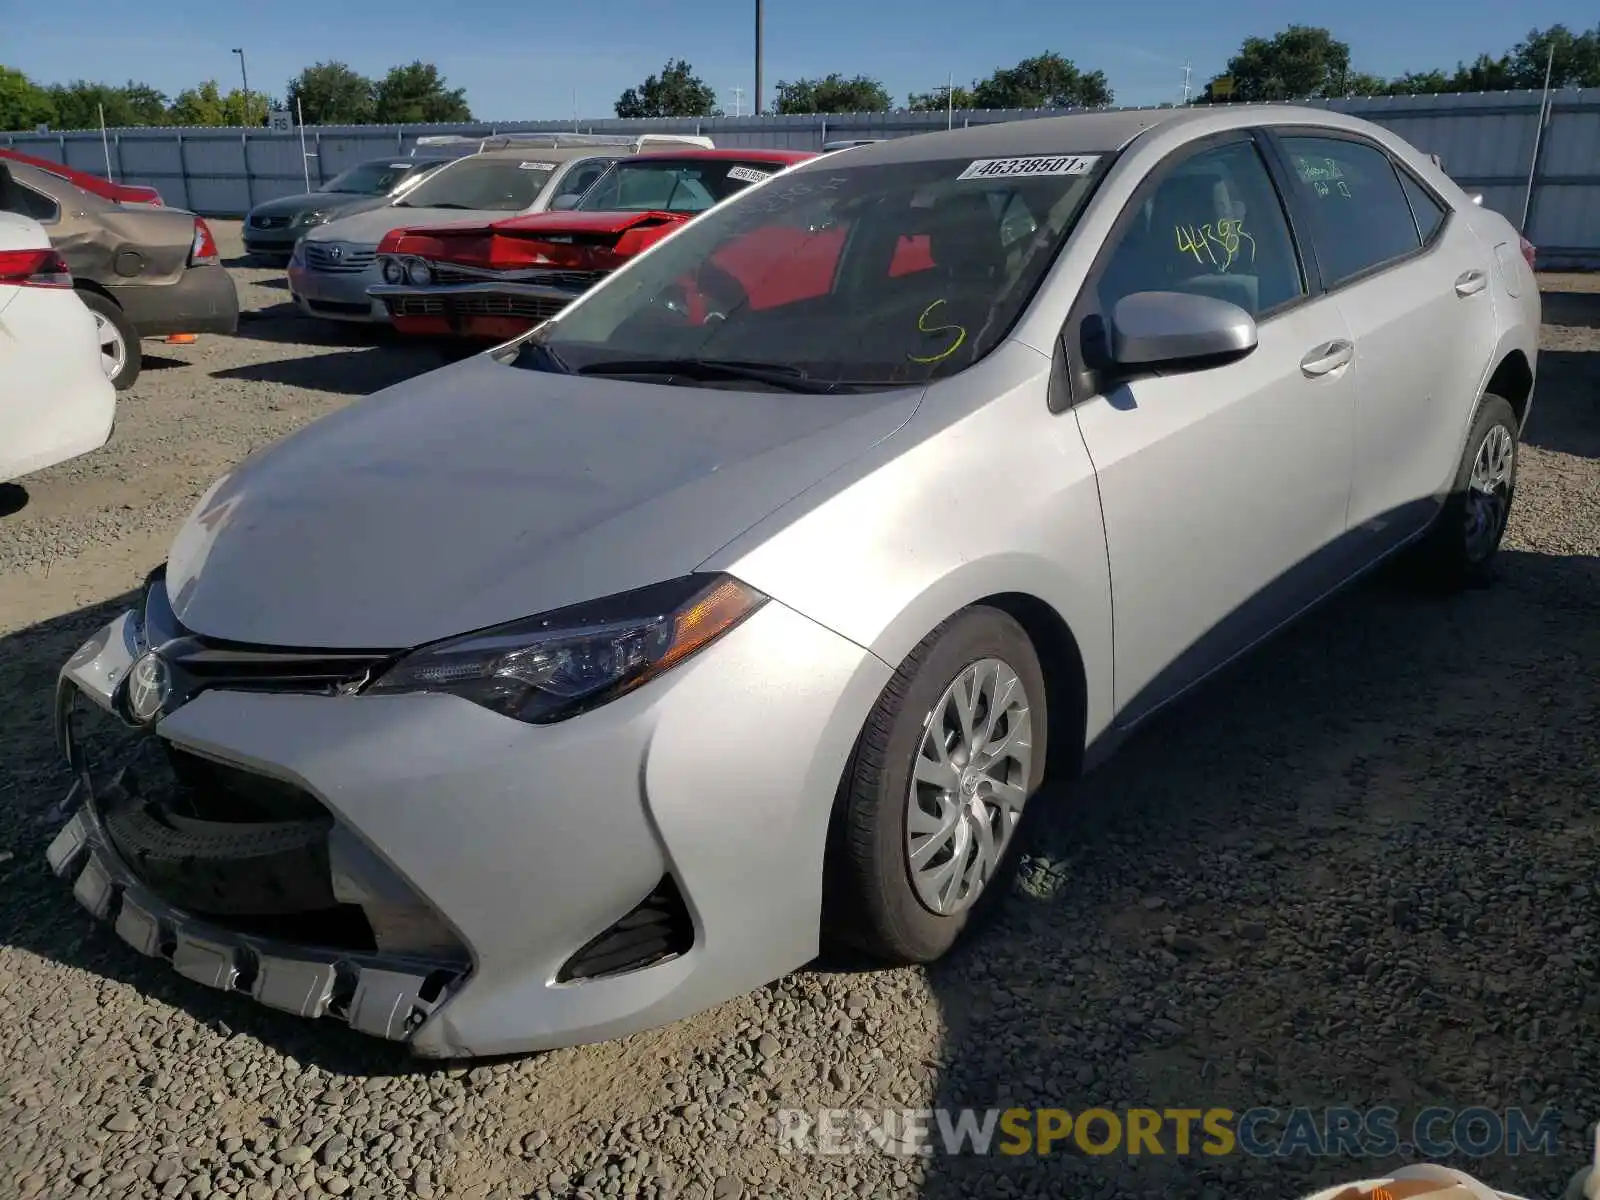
<box><xmin>365</xmin><ymin>574</ymin><xmax>766</xmax><ymax>724</ymax></box>
<box><xmin>294</xmin><ymin>209</ymin><xmax>331</xmax><ymax>227</ymax></box>
<box><xmin>380</xmin><ymin>256</ymin><xmax>402</xmax><ymax>284</ymax></box>
<box><xmin>403</xmin><ymin>257</ymin><xmax>432</xmax><ymax>286</ymax></box>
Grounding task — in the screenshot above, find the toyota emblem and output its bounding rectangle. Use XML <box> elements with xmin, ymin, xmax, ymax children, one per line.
<box><xmin>327</xmin><ymin>245</ymin><xmax>343</xmax><ymax>262</ymax></box>
<box><xmin>125</xmin><ymin>651</ymin><xmax>171</xmax><ymax>725</ymax></box>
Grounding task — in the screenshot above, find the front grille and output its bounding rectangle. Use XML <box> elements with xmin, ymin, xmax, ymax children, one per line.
<box><xmin>429</xmin><ymin>265</ymin><xmax>604</xmax><ymax>291</ymax></box>
<box><xmin>558</xmin><ymin>875</ymin><xmax>694</xmax><ymax>982</ymax></box>
<box><xmin>305</xmin><ymin>244</ymin><xmax>377</xmax><ymax>273</ymax></box>
<box><xmin>251</xmin><ymin>214</ymin><xmax>290</xmax><ymax>229</ymax></box>
<box><xmin>391</xmin><ymin>292</ymin><xmax>574</xmax><ymax>321</ymax></box>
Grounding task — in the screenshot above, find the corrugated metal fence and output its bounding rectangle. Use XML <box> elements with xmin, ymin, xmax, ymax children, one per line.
<box><xmin>5</xmin><ymin>89</ymin><xmax>1599</xmax><ymax>265</ymax></box>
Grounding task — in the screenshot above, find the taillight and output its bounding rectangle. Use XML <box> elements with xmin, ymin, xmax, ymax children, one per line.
<box><xmin>189</xmin><ymin>218</ymin><xmax>219</xmax><ymax>267</ymax></box>
<box><xmin>0</xmin><ymin>248</ymin><xmax>72</xmax><ymax>288</ymax></box>
<box><xmin>1518</xmin><ymin>236</ymin><xmax>1537</xmax><ymax>272</ymax></box>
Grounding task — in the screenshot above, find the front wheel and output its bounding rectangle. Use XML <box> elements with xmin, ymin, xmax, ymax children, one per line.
<box><xmin>78</xmin><ymin>289</ymin><xmax>142</xmax><ymax>391</ymax></box>
<box><xmin>824</xmin><ymin>607</ymin><xmax>1047</xmax><ymax>964</ymax></box>
<box><xmin>1411</xmin><ymin>393</ymin><xmax>1520</xmax><ymax>590</ymax></box>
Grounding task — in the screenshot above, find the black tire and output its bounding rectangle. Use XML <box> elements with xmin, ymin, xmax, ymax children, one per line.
<box><xmin>1410</xmin><ymin>393</ymin><xmax>1520</xmax><ymax>591</ymax></box>
<box><xmin>77</xmin><ymin>289</ymin><xmax>142</xmax><ymax>391</ymax></box>
<box><xmin>823</xmin><ymin>606</ymin><xmax>1048</xmax><ymax>964</ymax></box>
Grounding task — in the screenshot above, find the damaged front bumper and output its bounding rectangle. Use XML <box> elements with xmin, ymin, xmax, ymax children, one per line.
<box><xmin>47</xmin><ymin>604</ymin><xmax>469</xmax><ymax>1049</ymax></box>
<box><xmin>367</xmin><ymin>280</ymin><xmax>588</xmax><ymax>340</ymax></box>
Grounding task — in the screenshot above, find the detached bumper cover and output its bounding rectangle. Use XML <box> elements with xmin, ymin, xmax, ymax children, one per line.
<box><xmin>47</xmin><ymin>806</ymin><xmax>455</xmax><ymax>1040</ymax></box>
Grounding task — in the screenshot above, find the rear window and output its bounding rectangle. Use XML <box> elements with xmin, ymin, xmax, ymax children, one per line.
<box><xmin>577</xmin><ymin>159</ymin><xmax>787</xmax><ymax>214</ymax></box>
<box><xmin>0</xmin><ymin>178</ymin><xmax>61</xmax><ymax>223</ymax></box>
<box><xmin>395</xmin><ymin>158</ymin><xmax>554</xmax><ymax>212</ymax></box>
<box><xmin>524</xmin><ymin>152</ymin><xmax>1108</xmax><ymax>390</ymax></box>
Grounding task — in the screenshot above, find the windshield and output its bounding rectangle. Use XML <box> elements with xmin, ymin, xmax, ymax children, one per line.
<box><xmin>395</xmin><ymin>157</ymin><xmax>554</xmax><ymax>211</ymax></box>
<box><xmin>514</xmin><ymin>153</ymin><xmax>1107</xmax><ymax>390</ymax></box>
<box><xmin>576</xmin><ymin>158</ymin><xmax>787</xmax><ymax>214</ymax></box>
<box><xmin>321</xmin><ymin>161</ymin><xmax>416</xmax><ymax>195</ymax></box>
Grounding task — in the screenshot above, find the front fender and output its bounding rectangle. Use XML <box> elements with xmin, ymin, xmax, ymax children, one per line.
<box><xmin>703</xmin><ymin>348</ymin><xmax>1116</xmax><ymax>754</ymax></box>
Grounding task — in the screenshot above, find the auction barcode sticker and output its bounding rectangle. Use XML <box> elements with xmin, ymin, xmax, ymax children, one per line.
<box><xmin>519</xmin><ymin>161</ymin><xmax>557</xmax><ymax>170</ymax></box>
<box><xmin>726</xmin><ymin>165</ymin><xmax>772</xmax><ymax>184</ymax></box>
<box><xmin>957</xmin><ymin>154</ymin><xmax>1100</xmax><ymax>181</ymax></box>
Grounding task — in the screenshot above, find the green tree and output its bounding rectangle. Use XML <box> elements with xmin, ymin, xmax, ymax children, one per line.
<box><xmin>907</xmin><ymin>84</ymin><xmax>975</xmax><ymax>111</ymax></box>
<box><xmin>45</xmin><ymin>80</ymin><xmax>167</xmax><ymax>129</ymax></box>
<box><xmin>121</xmin><ymin>83</ymin><xmax>170</xmax><ymax>125</ymax></box>
<box><xmin>614</xmin><ymin>59</ymin><xmax>719</xmax><ymax>118</ymax></box>
<box><xmin>1504</xmin><ymin>23</ymin><xmax>1600</xmax><ymax>88</ymax></box>
<box><xmin>773</xmin><ymin>73</ymin><xmax>891</xmax><ymax>114</ymax></box>
<box><xmin>970</xmin><ymin>52</ymin><xmax>1112</xmax><ymax>109</ymax></box>
<box><xmin>1384</xmin><ymin>69</ymin><xmax>1453</xmax><ymax>95</ymax></box>
<box><xmin>168</xmin><ymin>80</ymin><xmax>228</xmax><ymax>126</ymax></box>
<box><xmin>373</xmin><ymin>61</ymin><xmax>471</xmax><ymax>123</ymax></box>
<box><xmin>1199</xmin><ymin>26</ymin><xmax>1353</xmax><ymax>102</ymax></box>
<box><xmin>222</xmin><ymin>88</ymin><xmax>273</xmax><ymax>126</ymax></box>
<box><xmin>0</xmin><ymin>66</ymin><xmax>57</xmax><ymax>131</ymax></box>
<box><xmin>287</xmin><ymin>61</ymin><xmax>376</xmax><ymax>124</ymax></box>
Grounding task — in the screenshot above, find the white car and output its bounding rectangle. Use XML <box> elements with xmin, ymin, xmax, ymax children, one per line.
<box><xmin>0</xmin><ymin>210</ymin><xmax>117</xmax><ymax>484</ymax></box>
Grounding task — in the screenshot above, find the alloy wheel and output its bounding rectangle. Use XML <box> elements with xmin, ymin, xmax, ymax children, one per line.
<box><xmin>1464</xmin><ymin>423</ymin><xmax>1514</xmax><ymax>561</ymax></box>
<box><xmin>93</xmin><ymin>311</ymin><xmax>127</xmax><ymax>382</ymax></box>
<box><xmin>905</xmin><ymin>657</ymin><xmax>1034</xmax><ymax>916</ymax></box>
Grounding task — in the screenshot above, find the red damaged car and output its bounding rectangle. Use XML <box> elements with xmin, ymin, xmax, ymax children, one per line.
<box><xmin>368</xmin><ymin>148</ymin><xmax>816</xmax><ymax>341</ymax></box>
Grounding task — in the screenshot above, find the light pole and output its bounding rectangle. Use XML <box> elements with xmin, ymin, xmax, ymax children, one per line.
<box><xmin>754</xmin><ymin>0</ymin><xmax>764</xmax><ymax>115</ymax></box>
<box><xmin>231</xmin><ymin>47</ymin><xmax>251</xmax><ymax>126</ymax></box>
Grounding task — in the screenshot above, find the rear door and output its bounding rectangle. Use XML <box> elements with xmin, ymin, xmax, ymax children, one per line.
<box><xmin>1264</xmin><ymin>131</ymin><xmax>1499</xmax><ymax>549</ymax></box>
<box><xmin>1065</xmin><ymin>132</ymin><xmax>1358</xmax><ymax>725</ymax></box>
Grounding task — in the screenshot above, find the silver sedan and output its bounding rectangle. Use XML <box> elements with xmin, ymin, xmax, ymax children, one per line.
<box><xmin>48</xmin><ymin>104</ymin><xmax>1540</xmax><ymax>1057</ymax></box>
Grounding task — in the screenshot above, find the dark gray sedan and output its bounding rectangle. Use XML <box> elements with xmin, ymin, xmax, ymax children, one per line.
<box><xmin>242</xmin><ymin>157</ymin><xmax>454</xmax><ymax>263</ymax></box>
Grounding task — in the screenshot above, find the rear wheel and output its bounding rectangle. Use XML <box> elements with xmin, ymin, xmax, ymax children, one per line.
<box><xmin>78</xmin><ymin>289</ymin><xmax>142</xmax><ymax>390</ymax></box>
<box><xmin>1411</xmin><ymin>393</ymin><xmax>1519</xmax><ymax>590</ymax></box>
<box><xmin>824</xmin><ymin>607</ymin><xmax>1047</xmax><ymax>963</ymax></box>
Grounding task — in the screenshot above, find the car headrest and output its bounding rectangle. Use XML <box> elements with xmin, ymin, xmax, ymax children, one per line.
<box><xmin>924</xmin><ymin>191</ymin><xmax>1007</xmax><ymax>280</ymax></box>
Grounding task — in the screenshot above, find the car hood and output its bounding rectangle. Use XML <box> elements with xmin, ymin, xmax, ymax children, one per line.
<box><xmin>303</xmin><ymin>205</ymin><xmax>518</xmax><ymax>248</ymax></box>
<box><xmin>249</xmin><ymin>192</ymin><xmax>377</xmax><ymax>220</ymax></box>
<box><xmin>384</xmin><ymin>209</ymin><xmax>686</xmax><ymax>266</ymax></box>
<box><xmin>164</xmin><ymin>353</ymin><xmax>923</xmax><ymax>648</ymax></box>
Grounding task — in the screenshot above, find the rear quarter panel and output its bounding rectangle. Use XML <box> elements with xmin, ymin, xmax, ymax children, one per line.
<box><xmin>56</xmin><ymin>207</ymin><xmax>194</xmax><ymax>286</ymax></box>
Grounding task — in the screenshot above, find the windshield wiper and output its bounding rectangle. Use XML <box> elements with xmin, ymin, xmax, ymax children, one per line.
<box><xmin>574</xmin><ymin>357</ymin><xmax>841</xmax><ymax>393</ymax></box>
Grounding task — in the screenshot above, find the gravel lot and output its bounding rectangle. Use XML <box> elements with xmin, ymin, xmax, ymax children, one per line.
<box><xmin>1</xmin><ymin>224</ymin><xmax>1596</xmax><ymax>1200</ymax></box>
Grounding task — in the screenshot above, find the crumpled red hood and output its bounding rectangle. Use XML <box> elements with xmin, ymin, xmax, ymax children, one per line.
<box><xmin>379</xmin><ymin>209</ymin><xmax>690</xmax><ymax>270</ymax></box>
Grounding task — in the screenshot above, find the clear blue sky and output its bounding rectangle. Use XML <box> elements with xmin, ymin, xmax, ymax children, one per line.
<box><xmin>8</xmin><ymin>0</ymin><xmax>1587</xmax><ymax>118</ymax></box>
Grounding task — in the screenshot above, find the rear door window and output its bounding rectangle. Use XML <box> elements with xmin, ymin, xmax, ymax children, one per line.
<box><xmin>1397</xmin><ymin>170</ymin><xmax>1448</xmax><ymax>245</ymax></box>
<box><xmin>1276</xmin><ymin>135</ymin><xmax>1423</xmax><ymax>287</ymax></box>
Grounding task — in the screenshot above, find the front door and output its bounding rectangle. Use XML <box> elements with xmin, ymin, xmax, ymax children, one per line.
<box><xmin>1070</xmin><ymin>135</ymin><xmax>1358</xmax><ymax>725</ymax></box>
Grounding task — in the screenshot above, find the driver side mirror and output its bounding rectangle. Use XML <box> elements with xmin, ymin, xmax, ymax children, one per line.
<box><xmin>1107</xmin><ymin>291</ymin><xmax>1258</xmax><ymax>371</ymax></box>
<box><xmin>549</xmin><ymin>194</ymin><xmax>581</xmax><ymax>211</ymax></box>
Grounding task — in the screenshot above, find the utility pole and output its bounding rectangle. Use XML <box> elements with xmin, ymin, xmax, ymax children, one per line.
<box><xmin>732</xmin><ymin>87</ymin><xmax>745</xmax><ymax>118</ymax></box>
<box><xmin>231</xmin><ymin>48</ymin><xmax>251</xmax><ymax>125</ymax></box>
<box><xmin>946</xmin><ymin>70</ymin><xmax>954</xmax><ymax>130</ymax></box>
<box><xmin>754</xmin><ymin>0</ymin><xmax>764</xmax><ymax>115</ymax></box>
<box><xmin>1182</xmin><ymin>62</ymin><xmax>1192</xmax><ymax>105</ymax></box>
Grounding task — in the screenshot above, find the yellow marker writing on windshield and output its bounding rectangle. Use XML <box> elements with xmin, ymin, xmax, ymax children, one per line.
<box><xmin>907</xmin><ymin>299</ymin><xmax>967</xmax><ymax>365</ymax></box>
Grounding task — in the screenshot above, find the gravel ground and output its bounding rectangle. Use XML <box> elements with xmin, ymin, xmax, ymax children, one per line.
<box><xmin>1</xmin><ymin>226</ymin><xmax>1596</xmax><ymax>1200</ymax></box>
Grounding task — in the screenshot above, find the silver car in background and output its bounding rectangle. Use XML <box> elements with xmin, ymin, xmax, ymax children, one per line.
<box><xmin>49</xmin><ymin>105</ymin><xmax>1539</xmax><ymax>1057</ymax></box>
<box><xmin>287</xmin><ymin>132</ymin><xmax>713</xmax><ymax>323</ymax></box>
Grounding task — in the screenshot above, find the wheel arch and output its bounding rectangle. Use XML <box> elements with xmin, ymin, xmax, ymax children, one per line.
<box><xmin>1485</xmin><ymin>348</ymin><xmax>1534</xmax><ymax>431</ymax></box>
<box><xmin>73</xmin><ymin>278</ymin><xmax>120</xmax><ymax>307</ymax></box>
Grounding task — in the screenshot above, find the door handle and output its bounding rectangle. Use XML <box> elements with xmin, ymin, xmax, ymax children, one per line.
<box><xmin>1455</xmin><ymin>269</ymin><xmax>1488</xmax><ymax>297</ymax></box>
<box><xmin>1300</xmin><ymin>339</ymin><xmax>1353</xmax><ymax>377</ymax></box>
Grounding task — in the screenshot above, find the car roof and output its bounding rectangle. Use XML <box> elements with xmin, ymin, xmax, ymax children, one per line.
<box><xmin>626</xmin><ymin>148</ymin><xmax>815</xmax><ymax>164</ymax></box>
<box><xmin>812</xmin><ymin>104</ymin><xmax>1390</xmax><ymax>168</ymax></box>
<box><xmin>473</xmin><ymin>145</ymin><xmax>630</xmax><ymax>162</ymax></box>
